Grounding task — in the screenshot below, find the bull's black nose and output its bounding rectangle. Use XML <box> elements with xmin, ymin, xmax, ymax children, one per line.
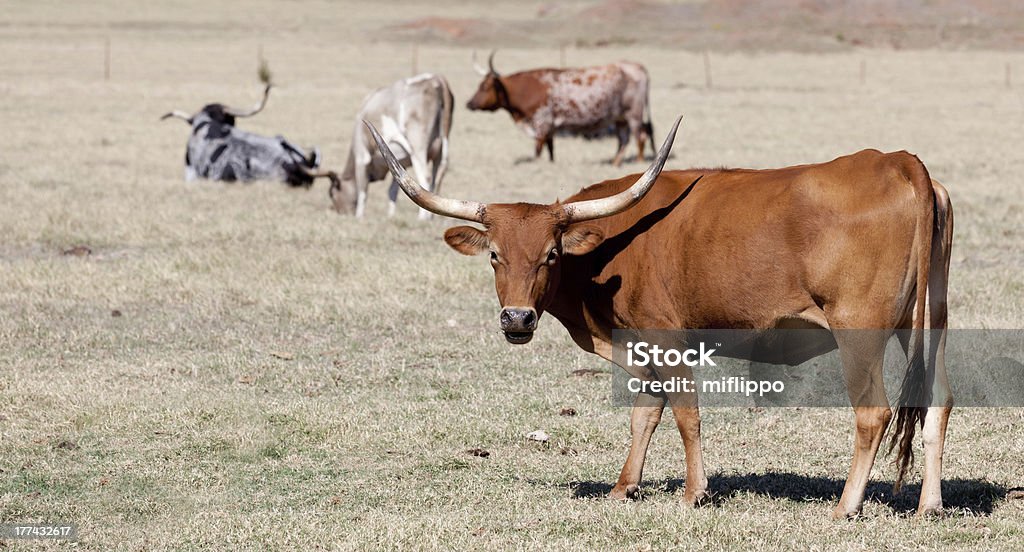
<box><xmin>500</xmin><ymin>307</ymin><xmax>538</xmax><ymax>332</ymax></box>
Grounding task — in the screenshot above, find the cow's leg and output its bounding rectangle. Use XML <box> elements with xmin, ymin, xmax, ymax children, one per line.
<box><xmin>611</xmin><ymin>123</ymin><xmax>630</xmax><ymax>167</ymax></box>
<box><xmin>919</xmin><ymin>185</ymin><xmax>953</xmax><ymax>516</ymax></box>
<box><xmin>387</xmin><ymin>179</ymin><xmax>400</xmax><ymax>217</ymax></box>
<box><xmin>635</xmin><ymin>122</ymin><xmax>648</xmax><ymax>161</ymax></box>
<box><xmin>534</xmin><ymin>135</ymin><xmax>551</xmax><ymax>161</ymax></box>
<box><xmin>545</xmin><ymin>136</ymin><xmax>554</xmax><ymax>161</ymax></box>
<box><xmin>919</xmin><ymin>394</ymin><xmax>951</xmax><ymax>515</ymax></box>
<box><xmin>609</xmin><ymin>391</ymin><xmax>666</xmax><ymax>500</ymax></box>
<box><xmin>832</xmin><ymin>329</ymin><xmax>892</xmax><ymax>519</ymax></box>
<box><xmin>667</xmin><ymin>395</ymin><xmax>709</xmax><ymax>506</ymax></box>
<box><xmin>354</xmin><ymin>164</ymin><xmax>370</xmax><ymax>218</ymax></box>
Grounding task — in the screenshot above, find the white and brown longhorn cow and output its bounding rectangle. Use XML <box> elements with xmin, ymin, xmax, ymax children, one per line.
<box><xmin>331</xmin><ymin>74</ymin><xmax>454</xmax><ymax>219</ymax></box>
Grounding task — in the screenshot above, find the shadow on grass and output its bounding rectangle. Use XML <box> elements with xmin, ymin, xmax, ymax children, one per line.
<box><xmin>563</xmin><ymin>473</ymin><xmax>1008</xmax><ymax>515</ymax></box>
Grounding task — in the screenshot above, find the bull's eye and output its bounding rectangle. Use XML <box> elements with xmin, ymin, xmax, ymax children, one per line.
<box><xmin>489</xmin><ymin>251</ymin><xmax>499</xmax><ymax>265</ymax></box>
<box><xmin>546</xmin><ymin>248</ymin><xmax>559</xmax><ymax>265</ymax></box>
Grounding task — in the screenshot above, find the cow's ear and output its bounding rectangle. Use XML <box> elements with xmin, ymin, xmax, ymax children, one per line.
<box><xmin>562</xmin><ymin>225</ymin><xmax>604</xmax><ymax>256</ymax></box>
<box><xmin>444</xmin><ymin>226</ymin><xmax>490</xmax><ymax>256</ymax></box>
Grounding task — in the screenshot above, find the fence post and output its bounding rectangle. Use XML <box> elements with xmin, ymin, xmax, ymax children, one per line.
<box><xmin>104</xmin><ymin>36</ymin><xmax>111</xmax><ymax>81</ymax></box>
<box><xmin>703</xmin><ymin>50</ymin><xmax>712</xmax><ymax>89</ymax></box>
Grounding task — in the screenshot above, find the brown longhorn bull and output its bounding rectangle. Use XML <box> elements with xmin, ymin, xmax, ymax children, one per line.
<box><xmin>364</xmin><ymin>117</ymin><xmax>954</xmax><ymax>518</ymax></box>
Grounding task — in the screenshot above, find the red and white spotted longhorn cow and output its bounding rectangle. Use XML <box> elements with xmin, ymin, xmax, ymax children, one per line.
<box><xmin>467</xmin><ymin>51</ymin><xmax>654</xmax><ymax>166</ymax></box>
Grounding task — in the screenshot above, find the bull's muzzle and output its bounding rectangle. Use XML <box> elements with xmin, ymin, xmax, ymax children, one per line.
<box><xmin>500</xmin><ymin>307</ymin><xmax>537</xmax><ymax>344</ymax></box>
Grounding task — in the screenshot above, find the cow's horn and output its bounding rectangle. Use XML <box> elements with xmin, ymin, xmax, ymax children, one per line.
<box><xmin>471</xmin><ymin>51</ymin><xmax>489</xmax><ymax>76</ymax></box>
<box><xmin>224</xmin><ymin>84</ymin><xmax>271</xmax><ymax>118</ymax></box>
<box><xmin>487</xmin><ymin>50</ymin><xmax>497</xmax><ymax>74</ymax></box>
<box><xmin>562</xmin><ymin>115</ymin><xmax>682</xmax><ymax>223</ymax></box>
<box><xmin>160</xmin><ymin>110</ymin><xmax>193</xmax><ymax>124</ymax></box>
<box><xmin>363</xmin><ymin>120</ymin><xmax>485</xmax><ymax>223</ymax></box>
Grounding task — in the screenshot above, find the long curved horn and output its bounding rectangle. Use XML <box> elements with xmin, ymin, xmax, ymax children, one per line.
<box><xmin>562</xmin><ymin>115</ymin><xmax>682</xmax><ymax>223</ymax></box>
<box><xmin>363</xmin><ymin>120</ymin><xmax>485</xmax><ymax>222</ymax></box>
<box><xmin>471</xmin><ymin>51</ymin><xmax>488</xmax><ymax>76</ymax></box>
<box><xmin>487</xmin><ymin>50</ymin><xmax>497</xmax><ymax>74</ymax></box>
<box><xmin>224</xmin><ymin>84</ymin><xmax>271</xmax><ymax>118</ymax></box>
<box><xmin>160</xmin><ymin>110</ymin><xmax>193</xmax><ymax>123</ymax></box>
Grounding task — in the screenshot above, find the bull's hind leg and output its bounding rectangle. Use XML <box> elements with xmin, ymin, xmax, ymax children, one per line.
<box><xmin>534</xmin><ymin>134</ymin><xmax>554</xmax><ymax>162</ymax></box>
<box><xmin>832</xmin><ymin>329</ymin><xmax>892</xmax><ymax>519</ymax></box>
<box><xmin>430</xmin><ymin>146</ymin><xmax>449</xmax><ymax>198</ymax></box>
<box><xmin>921</xmin><ymin>380</ymin><xmax>950</xmax><ymax>514</ymax></box>
<box><xmin>609</xmin><ymin>391</ymin><xmax>666</xmax><ymax>500</ymax></box>
<box><xmin>629</xmin><ymin>118</ymin><xmax>648</xmax><ymax>162</ymax></box>
<box><xmin>611</xmin><ymin>123</ymin><xmax>630</xmax><ymax>167</ymax></box>
<box><xmin>387</xmin><ymin>179</ymin><xmax>400</xmax><ymax>217</ymax></box>
<box><xmin>919</xmin><ymin>181</ymin><xmax>954</xmax><ymax>516</ymax></box>
<box><xmin>667</xmin><ymin>397</ymin><xmax>709</xmax><ymax>506</ymax></box>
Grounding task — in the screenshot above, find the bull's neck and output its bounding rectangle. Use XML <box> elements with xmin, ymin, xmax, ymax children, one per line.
<box><xmin>544</xmin><ymin>256</ymin><xmax>616</xmax><ymax>352</ymax></box>
<box><xmin>497</xmin><ymin>72</ymin><xmax>548</xmax><ymax>122</ymax></box>
<box><xmin>499</xmin><ymin>88</ymin><xmax>527</xmax><ymax>121</ymax></box>
<box><xmin>341</xmin><ymin>148</ymin><xmax>357</xmax><ymax>181</ymax></box>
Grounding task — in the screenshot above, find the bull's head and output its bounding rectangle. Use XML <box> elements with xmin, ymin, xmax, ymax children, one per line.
<box><xmin>160</xmin><ymin>85</ymin><xmax>272</xmax><ymax>126</ymax></box>
<box><xmin>466</xmin><ymin>51</ymin><xmax>508</xmax><ymax>112</ymax></box>
<box><xmin>364</xmin><ymin>116</ymin><xmax>681</xmax><ymax>344</ymax></box>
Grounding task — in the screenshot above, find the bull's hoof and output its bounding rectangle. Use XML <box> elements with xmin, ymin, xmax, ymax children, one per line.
<box><xmin>917</xmin><ymin>504</ymin><xmax>945</xmax><ymax>518</ymax></box>
<box><xmin>608</xmin><ymin>483</ymin><xmax>641</xmax><ymax>501</ymax></box>
<box><xmin>682</xmin><ymin>488</ymin><xmax>709</xmax><ymax>507</ymax></box>
<box><xmin>830</xmin><ymin>505</ymin><xmax>862</xmax><ymax>520</ymax></box>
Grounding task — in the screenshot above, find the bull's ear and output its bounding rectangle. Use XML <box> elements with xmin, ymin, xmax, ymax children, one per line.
<box><xmin>562</xmin><ymin>225</ymin><xmax>604</xmax><ymax>256</ymax></box>
<box><xmin>444</xmin><ymin>226</ymin><xmax>490</xmax><ymax>256</ymax></box>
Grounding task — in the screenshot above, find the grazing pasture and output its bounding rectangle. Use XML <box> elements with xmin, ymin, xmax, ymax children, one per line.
<box><xmin>1</xmin><ymin>1</ymin><xmax>1022</xmax><ymax>549</ymax></box>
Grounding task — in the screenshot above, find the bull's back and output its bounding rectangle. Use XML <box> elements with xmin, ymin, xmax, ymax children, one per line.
<box><xmin>355</xmin><ymin>74</ymin><xmax>450</xmax><ymax>160</ymax></box>
<box><xmin>546</xmin><ymin>64</ymin><xmax>633</xmax><ymax>129</ymax></box>
<box><xmin>570</xmin><ymin>150</ymin><xmax>926</xmax><ymax>328</ymax></box>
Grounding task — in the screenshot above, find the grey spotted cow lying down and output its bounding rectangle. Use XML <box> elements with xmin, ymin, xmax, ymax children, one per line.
<box><xmin>161</xmin><ymin>85</ymin><xmax>338</xmax><ymax>188</ymax></box>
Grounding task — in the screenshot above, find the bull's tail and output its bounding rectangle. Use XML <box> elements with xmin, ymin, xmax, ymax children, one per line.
<box><xmin>641</xmin><ymin>73</ymin><xmax>654</xmax><ymax>158</ymax></box>
<box><xmin>437</xmin><ymin>75</ymin><xmax>454</xmax><ymax>142</ymax></box>
<box><xmin>433</xmin><ymin>74</ymin><xmax>454</xmax><ymax>193</ymax></box>
<box><xmin>642</xmin><ymin>99</ymin><xmax>655</xmax><ymax>153</ymax></box>
<box><xmin>887</xmin><ymin>153</ymin><xmax>936</xmax><ymax>493</ymax></box>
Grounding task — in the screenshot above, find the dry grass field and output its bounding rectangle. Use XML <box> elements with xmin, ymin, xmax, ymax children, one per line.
<box><xmin>2</xmin><ymin>1</ymin><xmax>1023</xmax><ymax>550</ymax></box>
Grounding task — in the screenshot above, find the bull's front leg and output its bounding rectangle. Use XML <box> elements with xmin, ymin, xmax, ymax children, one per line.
<box><xmin>609</xmin><ymin>390</ymin><xmax>666</xmax><ymax>500</ymax></box>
